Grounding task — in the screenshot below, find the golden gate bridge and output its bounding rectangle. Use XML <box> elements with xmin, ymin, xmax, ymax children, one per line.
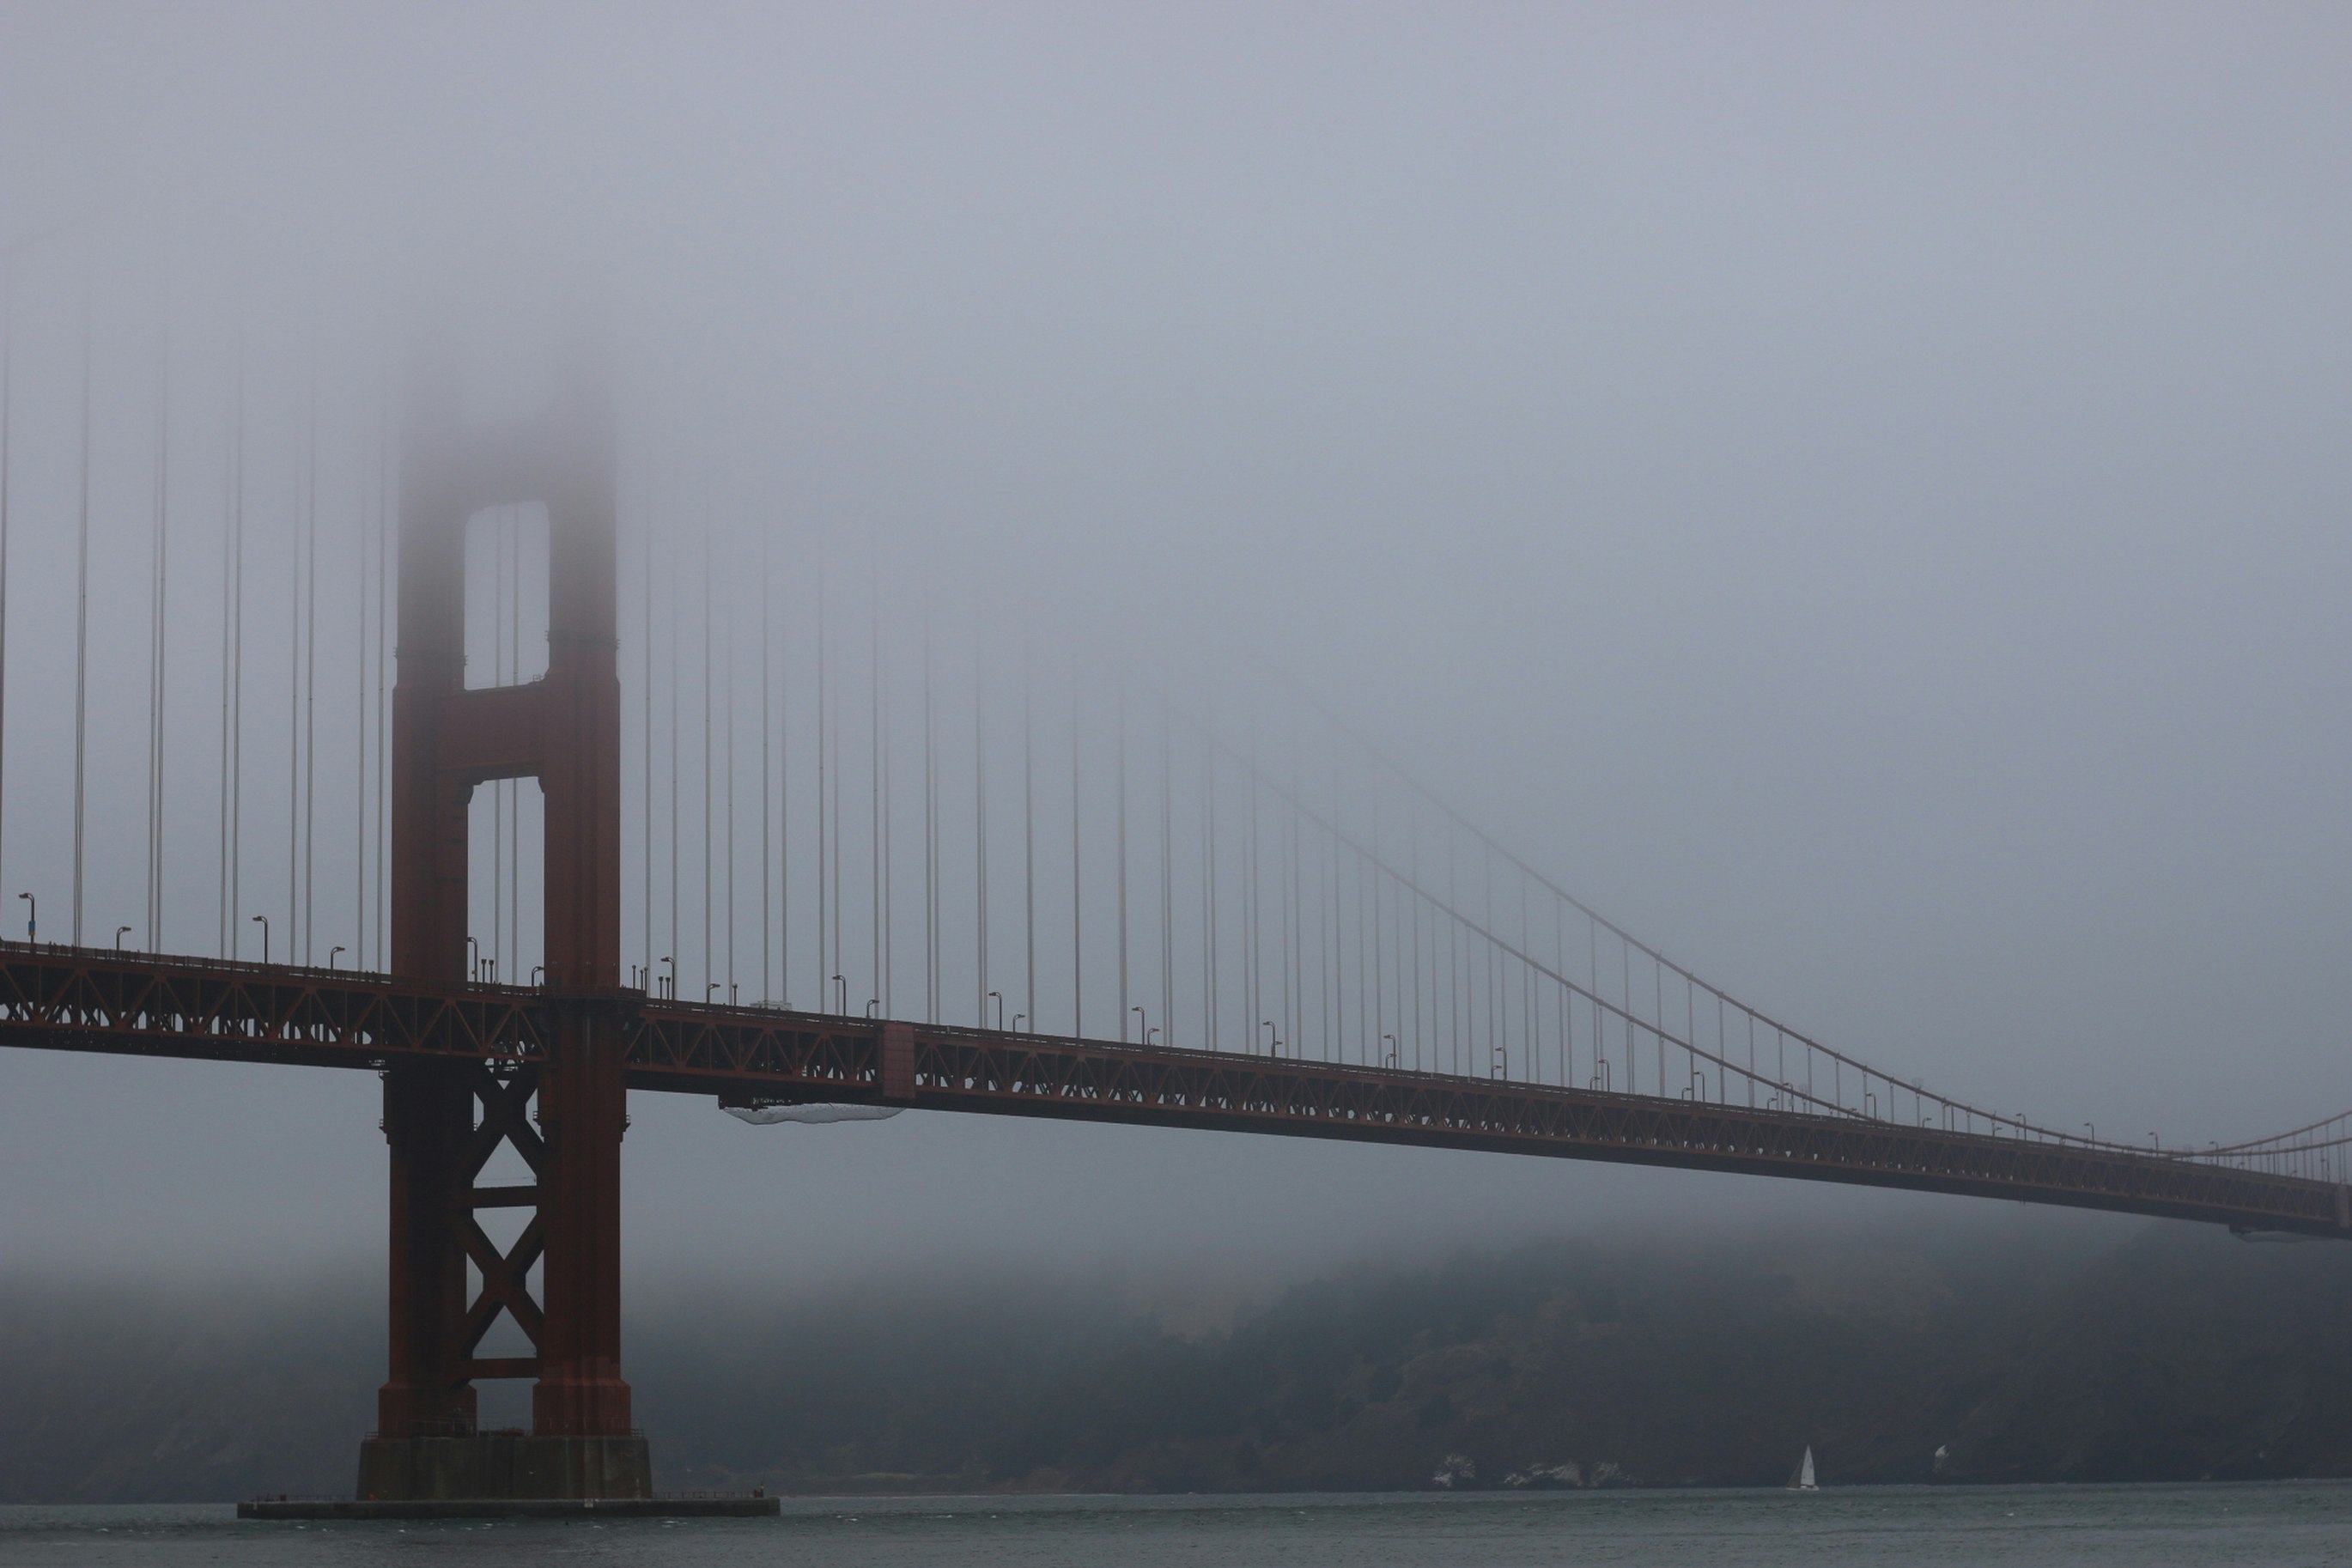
<box><xmin>0</xmin><ymin>253</ymin><xmax>2344</xmax><ymax>1510</ymax></box>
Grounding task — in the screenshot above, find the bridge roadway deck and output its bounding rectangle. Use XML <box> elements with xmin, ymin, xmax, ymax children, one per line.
<box><xmin>3</xmin><ymin>942</ymin><xmax>2343</xmax><ymax>1238</ymax></box>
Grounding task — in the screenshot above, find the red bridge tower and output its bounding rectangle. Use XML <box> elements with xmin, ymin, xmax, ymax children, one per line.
<box><xmin>359</xmin><ymin>355</ymin><xmax>645</xmax><ymax>1500</ymax></box>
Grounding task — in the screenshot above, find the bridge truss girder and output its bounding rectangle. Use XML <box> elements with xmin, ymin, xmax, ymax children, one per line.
<box><xmin>4</xmin><ymin>940</ymin><xmax>2344</xmax><ymax>1239</ymax></box>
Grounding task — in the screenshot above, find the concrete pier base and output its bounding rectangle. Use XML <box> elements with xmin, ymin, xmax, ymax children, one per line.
<box><xmin>356</xmin><ymin>1433</ymin><xmax>654</xmax><ymax>1502</ymax></box>
<box><xmin>240</xmin><ymin>1494</ymin><xmax>778</xmax><ymax>1520</ymax></box>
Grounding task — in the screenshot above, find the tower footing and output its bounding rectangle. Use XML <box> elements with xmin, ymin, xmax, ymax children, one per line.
<box><xmin>241</xmin><ymin>1494</ymin><xmax>777</xmax><ymax>1521</ymax></box>
<box><xmin>354</xmin><ymin>1434</ymin><xmax>654</xmax><ymax>1504</ymax></box>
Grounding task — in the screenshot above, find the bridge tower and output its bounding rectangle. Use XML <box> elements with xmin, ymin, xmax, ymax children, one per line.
<box><xmin>358</xmin><ymin>349</ymin><xmax>645</xmax><ymax>1501</ymax></box>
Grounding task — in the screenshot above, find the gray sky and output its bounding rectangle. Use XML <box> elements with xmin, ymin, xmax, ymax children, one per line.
<box><xmin>1</xmin><ymin>2</ymin><xmax>2348</xmax><ymax>1293</ymax></box>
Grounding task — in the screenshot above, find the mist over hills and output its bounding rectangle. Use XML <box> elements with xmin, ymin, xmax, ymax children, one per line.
<box><xmin>6</xmin><ymin>1216</ymin><xmax>2351</xmax><ymax>1503</ymax></box>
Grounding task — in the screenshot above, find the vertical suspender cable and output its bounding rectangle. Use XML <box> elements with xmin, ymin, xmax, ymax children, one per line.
<box><xmin>286</xmin><ymin>373</ymin><xmax>304</xmax><ymax>961</ymax></box>
<box><xmin>1408</xmin><ymin>809</ymin><xmax>1421</xmax><ymax>1069</ymax></box>
<box><xmin>1521</xmin><ymin>871</ymin><xmax>1532</xmax><ymax>1079</ymax></box>
<box><xmin>877</xmin><ymin>570</ymin><xmax>890</xmax><ymax>1015</ymax></box>
<box><xmin>492</xmin><ymin>512</ymin><xmax>506</xmax><ymax>975</ymax></box>
<box><xmin>1285</xmin><ymin>752</ymin><xmax>1300</xmax><ymax>1055</ymax></box>
<box><xmin>790</xmin><ymin>526</ymin><xmax>799</xmax><ymax>1006</ymax></box>
<box><xmin>1447</xmin><ymin>826</ymin><xmax>1459</xmax><ymax>1075</ymax></box>
<box><xmin>374</xmin><ymin>398</ymin><xmax>388</xmax><ymax>970</ymax></box>
<box><xmin>829</xmin><ymin>568</ymin><xmax>842</xmax><ymax>1008</ymax></box>
<box><xmin>354</xmin><ymin>378</ymin><xmax>370</xmax><ymax>964</ymax></box>
<box><xmin>975</xmin><ymin>632</ymin><xmax>987</xmax><ymax>1024</ymax></box>
<box><xmin>1246</xmin><ymin>729</ymin><xmax>1259</xmax><ymax>1049</ymax></box>
<box><xmin>1589</xmin><ymin>916</ymin><xmax>1601</xmax><ymax>1089</ymax></box>
<box><xmin>228</xmin><ymin>343</ymin><xmax>246</xmax><ymax>957</ymax></box>
<box><xmin>1358</xmin><ymin>811</ymin><xmax>1370</xmax><ymax>1067</ymax></box>
<box><xmin>725</xmin><ymin>525</ymin><xmax>737</xmax><ymax>999</ymax></box>
<box><xmin>642</xmin><ymin>495</ymin><xmax>654</xmax><ymax>988</ymax></box>
<box><xmin>1159</xmin><ymin>699</ymin><xmax>1171</xmax><ymax>1048</ymax></box>
<box><xmin>0</xmin><ymin>267</ymin><xmax>10</xmax><ymax>904</ymax></box>
<box><xmin>148</xmin><ymin>289</ymin><xmax>169</xmax><ymax>951</ymax></box>
<box><xmin>507</xmin><ymin>510</ymin><xmax>520</xmax><ymax>967</ymax></box>
<box><xmin>922</xmin><ymin>614</ymin><xmax>935</xmax><ymax>1022</ymax></box>
<box><xmin>217</xmin><ymin>382</ymin><xmax>231</xmax><ymax>956</ymax></box>
<box><xmin>1364</xmin><ymin>799</ymin><xmax>1373</xmax><ymax>1067</ymax></box>
<box><xmin>816</xmin><ymin>555</ymin><xmax>827</xmax><ymax>1007</ymax></box>
<box><xmin>1553</xmin><ymin>884</ymin><xmax>1567</xmax><ymax>1085</ymax></box>
<box><xmin>702</xmin><ymin>507</ymin><xmax>714</xmax><ymax>994</ymax></box>
<box><xmin>71</xmin><ymin>276</ymin><xmax>92</xmax><ymax>948</ymax></box>
<box><xmin>1023</xmin><ymin>636</ymin><xmax>1033</xmax><ymax>1034</ymax></box>
<box><xmin>666</xmin><ymin>509</ymin><xmax>678</xmax><ymax>994</ymax></box>
<box><xmin>1069</xmin><ymin>667</ymin><xmax>1080</xmax><ymax>1036</ymax></box>
<box><xmin>1116</xmin><ymin>670</ymin><xmax>1127</xmax><ymax>1040</ymax></box>
<box><xmin>1204</xmin><ymin>729</ymin><xmax>1216</xmax><ymax>1052</ymax></box>
<box><xmin>1323</xmin><ymin>761</ymin><xmax>1335</xmax><ymax>1060</ymax></box>
<box><xmin>869</xmin><ymin>573</ymin><xmax>880</xmax><ymax>1012</ymax></box>
<box><xmin>302</xmin><ymin>368</ymin><xmax>318</xmax><ymax>963</ymax></box>
<box><xmin>760</xmin><ymin>526</ymin><xmax>770</xmax><ymax>1001</ymax></box>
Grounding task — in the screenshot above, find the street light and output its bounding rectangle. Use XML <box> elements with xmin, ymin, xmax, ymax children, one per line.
<box><xmin>251</xmin><ymin>915</ymin><xmax>270</xmax><ymax>965</ymax></box>
<box><xmin>659</xmin><ymin>956</ymin><xmax>674</xmax><ymax>998</ymax></box>
<box><xmin>1383</xmin><ymin>1034</ymin><xmax>1396</xmax><ymax>1067</ymax></box>
<box><xmin>330</xmin><ymin>945</ymin><xmax>346</xmax><ymax>970</ymax></box>
<box><xmin>466</xmin><ymin>936</ymin><xmax>481</xmax><ymax>982</ymax></box>
<box><xmin>866</xmin><ymin>998</ymin><xmax>881</xmax><ymax>1018</ymax></box>
<box><xmin>1132</xmin><ymin>1005</ymin><xmax>1146</xmax><ymax>1043</ymax></box>
<box><xmin>114</xmin><ymin>926</ymin><xmax>131</xmax><ymax>951</ymax></box>
<box><xmin>17</xmin><ymin>892</ymin><xmax>33</xmax><ymax>942</ymax></box>
<box><xmin>708</xmin><ymin>982</ymin><xmax>721</xmax><ymax>1001</ymax></box>
<box><xmin>988</xmin><ymin>991</ymin><xmax>1004</xmax><ymax>1031</ymax></box>
<box><xmin>833</xmin><ymin>975</ymin><xmax>848</xmax><ymax>1013</ymax></box>
<box><xmin>1012</xmin><ymin>1013</ymin><xmax>1025</xmax><ymax>1033</ymax></box>
<box><xmin>1262</xmin><ymin>1020</ymin><xmax>1277</xmax><ymax>1056</ymax></box>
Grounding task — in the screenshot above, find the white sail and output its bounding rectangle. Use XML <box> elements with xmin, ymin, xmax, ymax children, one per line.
<box><xmin>1796</xmin><ymin>1446</ymin><xmax>1818</xmax><ymax>1491</ymax></box>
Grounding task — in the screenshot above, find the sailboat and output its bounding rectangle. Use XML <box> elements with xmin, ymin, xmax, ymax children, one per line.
<box><xmin>1789</xmin><ymin>1446</ymin><xmax>1819</xmax><ymax>1492</ymax></box>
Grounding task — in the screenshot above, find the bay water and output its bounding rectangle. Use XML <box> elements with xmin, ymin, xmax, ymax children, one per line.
<box><xmin>6</xmin><ymin>1483</ymin><xmax>2351</xmax><ymax>1566</ymax></box>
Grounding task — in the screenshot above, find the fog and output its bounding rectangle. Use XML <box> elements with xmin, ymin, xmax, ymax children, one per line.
<box><xmin>1</xmin><ymin>2</ymin><xmax>2348</xmax><ymax>1300</ymax></box>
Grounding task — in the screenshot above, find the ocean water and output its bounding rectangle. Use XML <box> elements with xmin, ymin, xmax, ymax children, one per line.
<box><xmin>6</xmin><ymin>1484</ymin><xmax>2352</xmax><ymax>1567</ymax></box>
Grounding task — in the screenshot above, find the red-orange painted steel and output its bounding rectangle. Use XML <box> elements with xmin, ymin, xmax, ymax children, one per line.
<box><xmin>380</xmin><ymin>355</ymin><xmax>629</xmax><ymax>1439</ymax></box>
<box><xmin>2</xmin><ymin>942</ymin><xmax>2344</xmax><ymax>1240</ymax></box>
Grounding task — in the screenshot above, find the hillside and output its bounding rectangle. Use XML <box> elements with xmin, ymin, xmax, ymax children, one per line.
<box><xmin>7</xmin><ymin>1219</ymin><xmax>2352</xmax><ymax>1500</ymax></box>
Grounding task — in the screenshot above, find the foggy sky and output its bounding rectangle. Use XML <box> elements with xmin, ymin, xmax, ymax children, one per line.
<box><xmin>1</xmin><ymin>2</ymin><xmax>2349</xmax><ymax>1296</ymax></box>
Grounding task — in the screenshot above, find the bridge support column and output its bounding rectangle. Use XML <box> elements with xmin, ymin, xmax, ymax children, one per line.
<box><xmin>532</xmin><ymin>1000</ymin><xmax>633</xmax><ymax>1438</ymax></box>
<box><xmin>359</xmin><ymin>345</ymin><xmax>647</xmax><ymax>1504</ymax></box>
<box><xmin>374</xmin><ymin>1063</ymin><xmax>477</xmax><ymax>1439</ymax></box>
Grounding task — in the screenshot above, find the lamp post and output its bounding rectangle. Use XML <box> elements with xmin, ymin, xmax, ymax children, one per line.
<box><xmin>659</xmin><ymin>956</ymin><xmax>674</xmax><ymax>999</ymax></box>
<box><xmin>989</xmin><ymin>991</ymin><xmax>1003</xmax><ymax>1030</ymax></box>
<box><xmin>330</xmin><ymin>945</ymin><xmax>346</xmax><ymax>970</ymax></box>
<box><xmin>466</xmin><ymin>936</ymin><xmax>481</xmax><ymax>982</ymax></box>
<box><xmin>251</xmin><ymin>915</ymin><xmax>270</xmax><ymax>965</ymax></box>
<box><xmin>17</xmin><ymin>892</ymin><xmax>33</xmax><ymax>942</ymax></box>
<box><xmin>114</xmin><ymin>926</ymin><xmax>131</xmax><ymax>951</ymax></box>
